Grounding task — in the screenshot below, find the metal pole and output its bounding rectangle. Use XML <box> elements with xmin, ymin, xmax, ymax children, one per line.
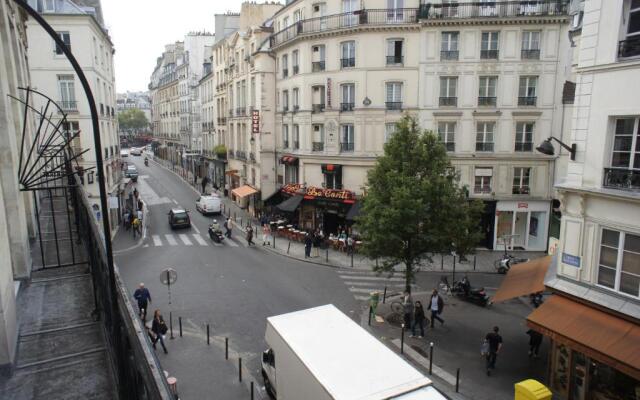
<box><xmin>63</xmin><ymin>187</ymin><xmax>76</xmax><ymax>264</ymax></box>
<box><xmin>33</xmin><ymin>194</ymin><xmax>46</xmax><ymax>267</ymax></box>
<box><xmin>287</xmin><ymin>240</ymin><xmax>291</xmax><ymax>254</ymax></box>
<box><xmin>169</xmin><ymin>311</ymin><xmax>174</xmax><ymax>340</ymax></box>
<box><xmin>207</xmin><ymin>324</ymin><xmax>210</xmax><ymax>345</ymax></box>
<box><xmin>326</xmin><ymin>246</ymin><xmax>329</xmax><ymax>262</ymax></box>
<box><xmin>473</xmin><ymin>255</ymin><xmax>476</xmax><ymax>271</ymax></box>
<box><xmin>429</xmin><ymin>342</ymin><xmax>434</xmax><ymax>375</ymax></box>
<box><xmin>383</xmin><ymin>286</ymin><xmax>387</xmax><ymax>304</ymax></box>
<box><xmin>456</xmin><ymin>368</ymin><xmax>460</xmax><ymax>392</ymax></box>
<box><xmin>239</xmin><ymin>358</ymin><xmax>242</xmax><ymax>382</ymax></box>
<box><xmin>400</xmin><ymin>325</ymin><xmax>405</xmax><ymax>354</ymax></box>
<box><xmin>368</xmin><ymin>306</ymin><xmax>372</xmax><ymax>326</ymax></box>
<box><xmin>179</xmin><ymin>317</ymin><xmax>182</xmax><ymax>337</ymax></box>
<box><xmin>351</xmin><ymin>251</ymin><xmax>354</xmax><ymax>268</ymax></box>
<box><xmin>251</xmin><ymin>381</ymin><xmax>254</xmax><ymax>400</ymax></box>
<box><xmin>441</xmin><ymin>254</ymin><xmax>444</xmax><ymax>270</ymax></box>
<box><xmin>273</xmin><ymin>232</ymin><xmax>276</xmax><ymax>248</ymax></box>
<box><xmin>225</xmin><ymin>337</ymin><xmax>229</xmax><ymax>360</ymax></box>
<box><xmin>48</xmin><ymin>189</ymin><xmax>61</xmax><ymax>266</ymax></box>
<box><xmin>452</xmin><ymin>256</ymin><xmax>456</xmax><ymax>285</ymax></box>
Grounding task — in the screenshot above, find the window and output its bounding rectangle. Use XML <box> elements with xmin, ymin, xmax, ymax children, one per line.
<box><xmin>341</xmin><ymin>41</ymin><xmax>355</xmax><ymax>68</ymax></box>
<box><xmin>282</xmin><ymin>90</ymin><xmax>289</xmax><ymax>111</ymax></box>
<box><xmin>387</xmin><ymin>0</ymin><xmax>405</xmax><ymax>21</ymax></box>
<box><xmin>341</xmin><ymin>84</ymin><xmax>355</xmax><ymax>111</ymax></box>
<box><xmin>292</xmin><ymin>50</ymin><xmax>299</xmax><ymax>74</ymax></box>
<box><xmin>312</xmin><ymin>85</ymin><xmax>325</xmax><ymax>112</ymax></box>
<box><xmin>292</xmin><ymin>88</ymin><xmax>299</xmax><ymax>111</ymax></box>
<box><xmin>312</xmin><ymin>124</ymin><xmax>324</xmax><ymax>151</ymax></box>
<box><xmin>43</xmin><ymin>0</ymin><xmax>55</xmax><ymax>12</ymax></box>
<box><xmin>324</xmin><ymin>165</ymin><xmax>343</xmax><ymax>189</ymax></box>
<box><xmin>512</xmin><ymin>167</ymin><xmax>531</xmax><ymax>194</ymax></box>
<box><xmin>386</xmin><ymin>82</ymin><xmax>403</xmax><ymax>110</ymax></box>
<box><xmin>439</xmin><ymin>77</ymin><xmax>457</xmax><ymax>106</ymax></box>
<box><xmin>518</xmin><ymin>76</ymin><xmax>538</xmax><ymax>106</ymax></box>
<box><xmin>476</xmin><ymin>122</ymin><xmax>495</xmax><ymax>152</ymax></box>
<box><xmin>481</xmin><ymin>32</ymin><xmax>499</xmax><ymax>59</ymax></box>
<box><xmin>282</xmin><ymin>54</ymin><xmax>289</xmax><ymax>77</ymax></box>
<box><xmin>598</xmin><ymin>229</ymin><xmax>640</xmax><ymax>297</ymax></box>
<box><xmin>385</xmin><ymin>123</ymin><xmax>396</xmax><ymax>143</ymax></box>
<box><xmin>55</xmin><ymin>31</ymin><xmax>71</xmax><ymax>55</ymax></box>
<box><xmin>340</xmin><ymin>124</ymin><xmax>354</xmax><ymax>152</ymax></box>
<box><xmin>441</xmin><ymin>32</ymin><xmax>459</xmax><ymax>60</ymax></box>
<box><xmin>620</xmin><ymin>1</ymin><xmax>640</xmax><ymax>57</ymax></box>
<box><xmin>438</xmin><ymin>122</ymin><xmax>456</xmax><ymax>152</ymax></box>
<box><xmin>386</xmin><ymin>39</ymin><xmax>404</xmax><ymax>65</ymax></box>
<box><xmin>285</xmin><ymin>164</ymin><xmax>299</xmax><ymax>184</ymax></box>
<box><xmin>342</xmin><ymin>0</ymin><xmax>358</xmax><ymax>26</ymax></box>
<box><xmin>605</xmin><ymin>118</ymin><xmax>640</xmax><ymax>190</ymax></box>
<box><xmin>58</xmin><ymin>75</ymin><xmax>76</xmax><ymax>111</ymax></box>
<box><xmin>312</xmin><ymin>45</ymin><xmax>326</xmax><ymax>71</ymax></box>
<box><xmin>250</xmin><ymin>78</ymin><xmax>256</xmax><ymax>108</ymax></box>
<box><xmin>478</xmin><ymin>76</ymin><xmax>497</xmax><ymax>106</ymax></box>
<box><xmin>283</xmin><ymin>124</ymin><xmax>289</xmax><ymax>148</ymax></box>
<box><xmin>474</xmin><ymin>168</ymin><xmax>492</xmax><ymax>194</ymax></box>
<box><xmin>521</xmin><ymin>31</ymin><xmax>541</xmax><ymax>59</ymax></box>
<box><xmin>515</xmin><ymin>122</ymin><xmax>534</xmax><ymax>152</ymax></box>
<box><xmin>293</xmin><ymin>125</ymin><xmax>300</xmax><ymax>149</ymax></box>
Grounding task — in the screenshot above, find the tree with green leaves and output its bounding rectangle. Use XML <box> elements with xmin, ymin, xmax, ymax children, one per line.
<box><xmin>356</xmin><ymin>115</ymin><xmax>483</xmax><ymax>292</ymax></box>
<box><xmin>117</xmin><ymin>108</ymin><xmax>149</xmax><ymax>132</ymax></box>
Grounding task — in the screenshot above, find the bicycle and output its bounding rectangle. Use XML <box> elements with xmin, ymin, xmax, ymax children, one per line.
<box><xmin>389</xmin><ymin>299</ymin><xmax>430</xmax><ymax>328</ymax></box>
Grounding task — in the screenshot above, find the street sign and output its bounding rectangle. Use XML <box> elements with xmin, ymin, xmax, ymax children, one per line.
<box><xmin>160</xmin><ymin>268</ymin><xmax>177</xmax><ymax>285</ymax></box>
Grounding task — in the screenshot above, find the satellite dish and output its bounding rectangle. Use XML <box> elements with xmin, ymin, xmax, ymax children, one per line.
<box><xmin>160</xmin><ymin>268</ymin><xmax>178</xmax><ymax>286</ymax></box>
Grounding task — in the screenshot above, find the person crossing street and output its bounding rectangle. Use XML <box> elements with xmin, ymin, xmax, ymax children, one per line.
<box><xmin>133</xmin><ymin>283</ymin><xmax>152</xmax><ymax>321</ymax></box>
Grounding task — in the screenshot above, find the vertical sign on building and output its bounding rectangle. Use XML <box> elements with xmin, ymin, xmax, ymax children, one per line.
<box><xmin>252</xmin><ymin>110</ymin><xmax>260</xmax><ymax>134</ymax></box>
<box><xmin>326</xmin><ymin>77</ymin><xmax>332</xmax><ymax>109</ymax></box>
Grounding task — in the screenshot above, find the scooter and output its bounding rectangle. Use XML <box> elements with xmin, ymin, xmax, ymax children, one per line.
<box><xmin>452</xmin><ymin>276</ymin><xmax>490</xmax><ymax>306</ymax></box>
<box><xmin>208</xmin><ymin>224</ymin><xmax>225</xmax><ymax>243</ymax></box>
<box><xmin>144</xmin><ymin>158</ymin><xmax>149</xmax><ymax>167</ymax></box>
<box><xmin>495</xmin><ymin>254</ymin><xmax>529</xmax><ymax>274</ymax></box>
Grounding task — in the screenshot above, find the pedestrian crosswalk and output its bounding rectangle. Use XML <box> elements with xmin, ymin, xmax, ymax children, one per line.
<box><xmin>148</xmin><ymin>233</ymin><xmax>249</xmax><ymax>248</ymax></box>
<box><xmin>337</xmin><ymin>269</ymin><xmax>418</xmax><ymax>301</ymax></box>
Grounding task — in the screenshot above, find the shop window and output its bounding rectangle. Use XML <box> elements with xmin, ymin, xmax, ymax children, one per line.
<box><xmin>598</xmin><ymin>228</ymin><xmax>640</xmax><ymax>297</ymax></box>
<box><xmin>474</xmin><ymin>167</ymin><xmax>492</xmax><ymax>194</ymax></box>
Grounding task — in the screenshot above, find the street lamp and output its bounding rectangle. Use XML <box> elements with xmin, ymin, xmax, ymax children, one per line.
<box><xmin>536</xmin><ymin>137</ymin><xmax>577</xmax><ymax>161</ymax></box>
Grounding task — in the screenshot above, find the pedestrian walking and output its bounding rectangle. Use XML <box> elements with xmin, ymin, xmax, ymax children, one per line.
<box><xmin>224</xmin><ymin>183</ymin><xmax>229</xmax><ymax>197</ymax></box>
<box><xmin>123</xmin><ymin>209</ymin><xmax>131</xmax><ymax>231</ymax></box>
<box><xmin>151</xmin><ymin>310</ymin><xmax>168</xmax><ymax>354</ymax></box>
<box><xmin>246</xmin><ymin>225</ymin><xmax>254</xmax><ymax>246</ymax></box>
<box><xmin>484</xmin><ymin>326</ymin><xmax>503</xmax><ymax>376</ymax></box>
<box><xmin>201</xmin><ymin>176</ymin><xmax>209</xmax><ymax>194</ymax></box>
<box><xmin>133</xmin><ymin>188</ymin><xmax>139</xmax><ymax>199</ymax></box>
<box><xmin>526</xmin><ymin>329</ymin><xmax>543</xmax><ymax>358</ymax></box>
<box><xmin>304</xmin><ymin>232</ymin><xmax>313</xmax><ymax>258</ymax></box>
<box><xmin>224</xmin><ymin>217</ymin><xmax>232</xmax><ymax>238</ymax></box>
<box><xmin>137</xmin><ymin>208</ymin><xmax>143</xmax><ymax>223</ymax></box>
<box><xmin>402</xmin><ymin>291</ymin><xmax>414</xmax><ymax>329</ymax></box>
<box><xmin>137</xmin><ymin>199</ymin><xmax>143</xmax><ymax>212</ymax></box>
<box><xmin>313</xmin><ymin>229</ymin><xmax>323</xmax><ymax>257</ymax></box>
<box><xmin>429</xmin><ymin>289</ymin><xmax>445</xmax><ymax>328</ymax></box>
<box><xmin>133</xmin><ymin>283</ymin><xmax>152</xmax><ymax>321</ymax></box>
<box><xmin>132</xmin><ymin>216</ymin><xmax>141</xmax><ymax>238</ymax></box>
<box><xmin>411</xmin><ymin>301</ymin><xmax>426</xmax><ymax>338</ymax></box>
<box><xmin>262</xmin><ymin>224</ymin><xmax>271</xmax><ymax>246</ymax></box>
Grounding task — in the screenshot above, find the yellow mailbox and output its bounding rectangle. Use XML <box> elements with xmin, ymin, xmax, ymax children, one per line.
<box><xmin>515</xmin><ymin>379</ymin><xmax>552</xmax><ymax>400</ymax></box>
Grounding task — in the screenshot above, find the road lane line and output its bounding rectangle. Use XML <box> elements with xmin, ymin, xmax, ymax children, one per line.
<box><xmin>338</xmin><ymin>275</ymin><xmax>404</xmax><ymax>281</ymax></box>
<box><xmin>172</xmin><ymin>199</ymin><xmax>178</xmax><ymax>205</ymax></box>
<box><xmin>193</xmin><ymin>234</ymin><xmax>208</xmax><ymax>246</ymax></box>
<box><xmin>344</xmin><ymin>281</ymin><xmax>412</xmax><ymax>288</ymax></box>
<box><xmin>179</xmin><ymin>234</ymin><xmax>193</xmax><ymax>246</ymax></box>
<box><xmin>226</xmin><ymin>239</ymin><xmax>239</xmax><ymax>247</ymax></box>
<box><xmin>353</xmin><ymin>295</ymin><xmax>370</xmax><ymax>301</ymax></box>
<box><xmin>164</xmin><ymin>234</ymin><xmax>178</xmax><ymax>246</ymax></box>
<box><xmin>192</xmin><ymin>224</ymin><xmax>201</xmax><ymax>234</ymax></box>
<box><xmin>348</xmin><ymin>288</ymin><xmax>384</xmax><ymax>293</ymax></box>
<box><xmin>152</xmin><ymin>235</ymin><xmax>162</xmax><ymax>246</ymax></box>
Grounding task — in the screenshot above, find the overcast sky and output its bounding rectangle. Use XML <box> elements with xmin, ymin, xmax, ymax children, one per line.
<box><xmin>102</xmin><ymin>0</ymin><xmax>247</xmax><ymax>93</ymax></box>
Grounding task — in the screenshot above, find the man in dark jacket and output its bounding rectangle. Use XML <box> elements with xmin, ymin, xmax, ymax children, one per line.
<box><xmin>429</xmin><ymin>289</ymin><xmax>445</xmax><ymax>328</ymax></box>
<box><xmin>133</xmin><ymin>282</ymin><xmax>152</xmax><ymax>321</ymax></box>
<box><xmin>526</xmin><ymin>329</ymin><xmax>543</xmax><ymax>358</ymax></box>
<box><xmin>304</xmin><ymin>232</ymin><xmax>313</xmax><ymax>258</ymax></box>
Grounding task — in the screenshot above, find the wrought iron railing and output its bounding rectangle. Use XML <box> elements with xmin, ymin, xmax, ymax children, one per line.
<box><xmin>283</xmin><ymin>141</ymin><xmax>289</xmax><ymax>148</ymax></box>
<box><xmin>236</xmin><ymin>150</ymin><xmax>247</xmax><ymax>160</ymax></box>
<box><xmin>312</xmin><ymin>61</ymin><xmax>326</xmax><ymax>72</ymax></box>
<box><xmin>478</xmin><ymin>96</ymin><xmax>497</xmax><ymax>106</ymax></box>
<box><xmin>441</xmin><ymin>50</ymin><xmax>459</xmax><ymax>60</ymax></box>
<box><xmin>341</xmin><ymin>102</ymin><xmax>355</xmax><ymax>112</ymax></box>
<box><xmin>521</xmin><ymin>49</ymin><xmax>541</xmax><ymax>59</ymax></box>
<box><xmin>293</xmin><ymin>141</ymin><xmax>299</xmax><ymax>150</ymax></box>
<box><xmin>618</xmin><ymin>37</ymin><xmax>640</xmax><ymax>58</ymax></box>
<box><xmin>60</xmin><ymin>100</ymin><xmax>78</xmax><ymax>111</ymax></box>
<box><xmin>386</xmin><ymin>101</ymin><xmax>403</xmax><ymax>110</ymax></box>
<box><xmin>603</xmin><ymin>168</ymin><xmax>640</xmax><ymax>190</ymax></box>
<box><xmin>476</xmin><ymin>142</ymin><xmax>495</xmax><ymax>152</ymax></box>
<box><xmin>236</xmin><ymin>107</ymin><xmax>247</xmax><ymax>116</ymax></box>
<box><xmin>293</xmin><ymin>65</ymin><xmax>299</xmax><ymax>74</ymax></box>
<box><xmin>341</xmin><ymin>57</ymin><xmax>355</xmax><ymax>68</ymax></box>
<box><xmin>481</xmin><ymin>49</ymin><xmax>499</xmax><ymax>59</ymax></box>
<box><xmin>512</xmin><ymin>186</ymin><xmax>531</xmax><ymax>194</ymax></box>
<box><xmin>312</xmin><ymin>142</ymin><xmax>324</xmax><ymax>151</ymax></box>
<box><xmin>386</xmin><ymin>55</ymin><xmax>404</xmax><ymax>65</ymax></box>
<box><xmin>439</xmin><ymin>96</ymin><xmax>457</xmax><ymax>106</ymax></box>
<box><xmin>515</xmin><ymin>142</ymin><xmax>533</xmax><ymax>152</ymax></box>
<box><xmin>312</xmin><ymin>104</ymin><xmax>325</xmax><ymax>113</ymax></box>
<box><xmin>340</xmin><ymin>142</ymin><xmax>354</xmax><ymax>152</ymax></box>
<box><xmin>282</xmin><ymin>68</ymin><xmax>289</xmax><ymax>78</ymax></box>
<box><xmin>442</xmin><ymin>142</ymin><xmax>455</xmax><ymax>152</ymax></box>
<box><xmin>474</xmin><ymin>185</ymin><xmax>492</xmax><ymax>194</ymax></box>
<box><xmin>518</xmin><ymin>96</ymin><xmax>537</xmax><ymax>106</ymax></box>
<box><xmin>419</xmin><ymin>1</ymin><xmax>568</xmax><ymax>20</ymax></box>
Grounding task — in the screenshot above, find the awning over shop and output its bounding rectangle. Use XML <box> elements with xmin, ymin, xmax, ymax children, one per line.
<box><xmin>263</xmin><ymin>190</ymin><xmax>283</xmax><ymax>206</ymax></box>
<box><xmin>231</xmin><ymin>185</ymin><xmax>258</xmax><ymax>198</ymax></box>
<box><xmin>346</xmin><ymin>202</ymin><xmax>361</xmax><ymax>221</ymax></box>
<box><xmin>492</xmin><ymin>256</ymin><xmax>551</xmax><ymax>303</ymax></box>
<box><xmin>280</xmin><ymin>155</ymin><xmax>299</xmax><ymax>165</ymax></box>
<box><xmin>276</xmin><ymin>195</ymin><xmax>304</xmax><ymax>213</ymax></box>
<box><xmin>527</xmin><ymin>295</ymin><xmax>640</xmax><ymax>380</ymax></box>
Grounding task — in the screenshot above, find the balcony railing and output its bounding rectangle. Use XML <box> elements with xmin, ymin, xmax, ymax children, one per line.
<box><xmin>386</xmin><ymin>101</ymin><xmax>403</xmax><ymax>111</ymax></box>
<box><xmin>618</xmin><ymin>37</ymin><xmax>640</xmax><ymax>58</ymax></box>
<box><xmin>312</xmin><ymin>142</ymin><xmax>324</xmax><ymax>151</ymax></box>
<box><xmin>228</xmin><ymin>109</ymin><xmax>234</xmax><ymax>117</ymax></box>
<box><xmin>386</xmin><ymin>55</ymin><xmax>404</xmax><ymax>65</ymax></box>
<box><xmin>419</xmin><ymin>1</ymin><xmax>568</xmax><ymax>20</ymax></box>
<box><xmin>282</xmin><ymin>105</ymin><xmax>289</xmax><ymax>112</ymax></box>
<box><xmin>312</xmin><ymin>104</ymin><xmax>325</xmax><ymax>113</ymax></box>
<box><xmin>439</xmin><ymin>96</ymin><xmax>457</xmax><ymax>106</ymax></box>
<box><xmin>270</xmin><ymin>8</ymin><xmax>419</xmax><ymax>47</ymax></box>
<box><xmin>515</xmin><ymin>142</ymin><xmax>533</xmax><ymax>152</ymax></box>
<box><xmin>59</xmin><ymin>100</ymin><xmax>78</xmax><ymax>111</ymax></box>
<box><xmin>340</xmin><ymin>142</ymin><xmax>354</xmax><ymax>152</ymax></box>
<box><xmin>476</xmin><ymin>142</ymin><xmax>494</xmax><ymax>152</ymax></box>
<box><xmin>518</xmin><ymin>96</ymin><xmax>537</xmax><ymax>106</ymax></box>
<box><xmin>481</xmin><ymin>49</ymin><xmax>499</xmax><ymax>59</ymax></box>
<box><xmin>236</xmin><ymin>150</ymin><xmax>247</xmax><ymax>160</ymax></box>
<box><xmin>293</xmin><ymin>105</ymin><xmax>300</xmax><ymax>112</ymax></box>
<box><xmin>312</xmin><ymin>61</ymin><xmax>326</xmax><ymax>72</ymax></box>
<box><xmin>283</xmin><ymin>141</ymin><xmax>289</xmax><ymax>148</ymax></box>
<box><xmin>442</xmin><ymin>142</ymin><xmax>455</xmax><ymax>152</ymax></box>
<box><xmin>478</xmin><ymin>96</ymin><xmax>497</xmax><ymax>107</ymax></box>
<box><xmin>236</xmin><ymin>107</ymin><xmax>247</xmax><ymax>116</ymax></box>
<box><xmin>293</xmin><ymin>65</ymin><xmax>299</xmax><ymax>74</ymax></box>
<box><xmin>100</xmin><ymin>103</ymin><xmax>104</xmax><ymax>116</ymax></box>
<box><xmin>474</xmin><ymin>186</ymin><xmax>492</xmax><ymax>194</ymax></box>
<box><xmin>441</xmin><ymin>50</ymin><xmax>459</xmax><ymax>60</ymax></box>
<box><xmin>217</xmin><ymin>117</ymin><xmax>227</xmax><ymax>125</ymax></box>
<box><xmin>521</xmin><ymin>49</ymin><xmax>541</xmax><ymax>59</ymax></box>
<box><xmin>228</xmin><ymin>150</ymin><xmax>235</xmax><ymax>159</ymax></box>
<box><xmin>283</xmin><ymin>68</ymin><xmax>289</xmax><ymax>78</ymax></box>
<box><xmin>603</xmin><ymin>168</ymin><xmax>640</xmax><ymax>191</ymax></box>
<box><xmin>512</xmin><ymin>186</ymin><xmax>531</xmax><ymax>195</ymax></box>
<box><xmin>341</xmin><ymin>102</ymin><xmax>354</xmax><ymax>112</ymax></box>
<box><xmin>341</xmin><ymin>57</ymin><xmax>355</xmax><ymax>68</ymax></box>
<box><xmin>293</xmin><ymin>141</ymin><xmax>299</xmax><ymax>149</ymax></box>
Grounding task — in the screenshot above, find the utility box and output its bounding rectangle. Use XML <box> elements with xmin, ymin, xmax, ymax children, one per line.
<box><xmin>515</xmin><ymin>379</ymin><xmax>552</xmax><ymax>400</ymax></box>
<box><xmin>370</xmin><ymin>292</ymin><xmax>380</xmax><ymax>315</ymax></box>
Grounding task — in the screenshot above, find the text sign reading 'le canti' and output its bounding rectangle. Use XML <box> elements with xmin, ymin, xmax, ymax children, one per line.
<box><xmin>281</xmin><ymin>184</ymin><xmax>356</xmax><ymax>203</ymax></box>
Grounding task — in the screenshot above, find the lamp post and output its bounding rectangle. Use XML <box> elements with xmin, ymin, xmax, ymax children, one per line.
<box><xmin>536</xmin><ymin>137</ymin><xmax>577</xmax><ymax>161</ymax></box>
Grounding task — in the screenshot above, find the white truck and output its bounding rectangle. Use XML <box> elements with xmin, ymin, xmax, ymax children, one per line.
<box><xmin>261</xmin><ymin>304</ymin><xmax>449</xmax><ymax>400</ymax></box>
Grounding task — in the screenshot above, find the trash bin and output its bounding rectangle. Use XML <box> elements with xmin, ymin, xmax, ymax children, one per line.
<box><xmin>370</xmin><ymin>292</ymin><xmax>380</xmax><ymax>316</ymax></box>
<box><xmin>514</xmin><ymin>379</ymin><xmax>552</xmax><ymax>400</ymax></box>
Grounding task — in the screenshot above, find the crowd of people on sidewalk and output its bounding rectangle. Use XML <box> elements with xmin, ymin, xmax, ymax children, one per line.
<box><xmin>123</xmin><ymin>187</ymin><xmax>144</xmax><ymax>238</ymax></box>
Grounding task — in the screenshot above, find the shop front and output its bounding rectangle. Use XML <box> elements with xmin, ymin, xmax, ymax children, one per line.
<box><xmin>494</xmin><ymin>200</ymin><xmax>550</xmax><ymax>251</ymax></box>
<box><xmin>207</xmin><ymin>157</ymin><xmax>226</xmax><ymax>190</ymax></box>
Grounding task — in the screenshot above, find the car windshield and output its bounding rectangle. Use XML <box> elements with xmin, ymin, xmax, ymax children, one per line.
<box><xmin>127</xmin><ymin>166</ymin><xmax>137</xmax><ymax>171</ymax></box>
<box><xmin>173</xmin><ymin>212</ymin><xmax>188</xmax><ymax>221</ymax></box>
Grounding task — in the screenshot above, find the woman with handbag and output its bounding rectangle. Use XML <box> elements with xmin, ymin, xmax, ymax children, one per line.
<box><xmin>151</xmin><ymin>309</ymin><xmax>168</xmax><ymax>354</ymax></box>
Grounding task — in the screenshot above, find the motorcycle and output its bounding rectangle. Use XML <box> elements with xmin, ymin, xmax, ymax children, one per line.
<box><xmin>144</xmin><ymin>158</ymin><xmax>149</xmax><ymax>167</ymax></box>
<box><xmin>452</xmin><ymin>276</ymin><xmax>490</xmax><ymax>307</ymax></box>
<box><xmin>208</xmin><ymin>224</ymin><xmax>225</xmax><ymax>243</ymax></box>
<box><xmin>494</xmin><ymin>254</ymin><xmax>529</xmax><ymax>274</ymax></box>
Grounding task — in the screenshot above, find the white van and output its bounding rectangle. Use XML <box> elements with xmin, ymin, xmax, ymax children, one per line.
<box><xmin>195</xmin><ymin>195</ymin><xmax>221</xmax><ymax>215</ymax></box>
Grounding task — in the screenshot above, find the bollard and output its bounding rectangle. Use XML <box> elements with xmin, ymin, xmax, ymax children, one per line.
<box><xmin>207</xmin><ymin>324</ymin><xmax>210</xmax><ymax>345</ymax></box>
<box><xmin>452</xmin><ymin>256</ymin><xmax>456</xmax><ymax>286</ymax></box>
<box><xmin>400</xmin><ymin>325</ymin><xmax>405</xmax><ymax>354</ymax></box>
<box><xmin>241</xmin><ymin>218</ymin><xmax>243</xmax><ymax>227</ymax></box>
<box><xmin>251</xmin><ymin>382</ymin><xmax>254</xmax><ymax>400</ymax></box>
<box><xmin>179</xmin><ymin>317</ymin><xmax>182</xmax><ymax>337</ymax></box>
<box><xmin>375</xmin><ymin>258</ymin><xmax>379</xmax><ymax>268</ymax></box>
<box><xmin>239</xmin><ymin>358</ymin><xmax>242</xmax><ymax>382</ymax></box>
<box><xmin>368</xmin><ymin>306</ymin><xmax>372</xmax><ymax>326</ymax></box>
<box><xmin>273</xmin><ymin>233</ymin><xmax>276</xmax><ymax>248</ymax></box>
<box><xmin>429</xmin><ymin>342</ymin><xmax>434</xmax><ymax>375</ymax></box>
<box><xmin>287</xmin><ymin>240</ymin><xmax>291</xmax><ymax>254</ymax></box>
<box><xmin>473</xmin><ymin>255</ymin><xmax>477</xmax><ymax>271</ymax></box>
<box><xmin>456</xmin><ymin>368</ymin><xmax>460</xmax><ymax>392</ymax></box>
<box><xmin>326</xmin><ymin>246</ymin><xmax>329</xmax><ymax>262</ymax></box>
<box><xmin>383</xmin><ymin>286</ymin><xmax>387</xmax><ymax>304</ymax></box>
<box><xmin>351</xmin><ymin>251</ymin><xmax>354</xmax><ymax>268</ymax></box>
<box><xmin>225</xmin><ymin>337</ymin><xmax>229</xmax><ymax>360</ymax></box>
<box><xmin>169</xmin><ymin>312</ymin><xmax>174</xmax><ymax>340</ymax></box>
<box><xmin>441</xmin><ymin>254</ymin><xmax>444</xmax><ymax>270</ymax></box>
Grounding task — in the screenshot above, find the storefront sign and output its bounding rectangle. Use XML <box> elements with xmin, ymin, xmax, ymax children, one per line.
<box><xmin>281</xmin><ymin>184</ymin><xmax>355</xmax><ymax>203</ymax></box>
<box><xmin>326</xmin><ymin>78</ymin><xmax>332</xmax><ymax>108</ymax></box>
<box><xmin>108</xmin><ymin>196</ymin><xmax>119</xmax><ymax>209</ymax></box>
<box><xmin>518</xmin><ymin>202</ymin><xmax>529</xmax><ymax>209</ymax></box>
<box><xmin>252</xmin><ymin>110</ymin><xmax>260</xmax><ymax>133</ymax></box>
<box><xmin>561</xmin><ymin>252</ymin><xmax>581</xmax><ymax>268</ymax></box>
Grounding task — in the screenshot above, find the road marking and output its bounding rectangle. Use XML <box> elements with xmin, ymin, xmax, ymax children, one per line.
<box><xmin>226</xmin><ymin>239</ymin><xmax>239</xmax><ymax>247</ymax></box>
<box><xmin>179</xmin><ymin>234</ymin><xmax>193</xmax><ymax>246</ymax></box>
<box><xmin>172</xmin><ymin>199</ymin><xmax>178</xmax><ymax>205</ymax></box>
<box><xmin>343</xmin><ymin>281</ymin><xmax>409</xmax><ymax>287</ymax></box>
<box><xmin>193</xmin><ymin>234</ymin><xmax>208</xmax><ymax>246</ymax></box>
<box><xmin>348</xmin><ymin>288</ymin><xmax>385</xmax><ymax>293</ymax></box>
<box><xmin>339</xmin><ymin>275</ymin><xmax>404</xmax><ymax>282</ymax></box>
<box><xmin>165</xmin><ymin>234</ymin><xmax>178</xmax><ymax>246</ymax></box>
<box><xmin>390</xmin><ymin>339</ymin><xmax>457</xmax><ymax>386</ymax></box>
<box><xmin>192</xmin><ymin>224</ymin><xmax>201</xmax><ymax>234</ymax></box>
<box><xmin>152</xmin><ymin>235</ymin><xmax>162</xmax><ymax>246</ymax></box>
<box><xmin>354</xmin><ymin>295</ymin><xmax>370</xmax><ymax>301</ymax></box>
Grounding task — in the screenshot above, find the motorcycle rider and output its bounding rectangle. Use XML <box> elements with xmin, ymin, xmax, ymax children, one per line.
<box><xmin>144</xmin><ymin>156</ymin><xmax>149</xmax><ymax>166</ymax></box>
<box><xmin>210</xmin><ymin>219</ymin><xmax>221</xmax><ymax>233</ymax></box>
<box><xmin>461</xmin><ymin>276</ymin><xmax>471</xmax><ymax>297</ymax></box>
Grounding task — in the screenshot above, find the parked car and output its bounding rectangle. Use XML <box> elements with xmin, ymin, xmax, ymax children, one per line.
<box><xmin>120</xmin><ymin>149</ymin><xmax>129</xmax><ymax>157</ymax></box>
<box><xmin>195</xmin><ymin>195</ymin><xmax>221</xmax><ymax>215</ymax></box>
<box><xmin>125</xmin><ymin>165</ymin><xmax>138</xmax><ymax>182</ymax></box>
<box><xmin>130</xmin><ymin>148</ymin><xmax>142</xmax><ymax>156</ymax></box>
<box><xmin>168</xmin><ymin>208</ymin><xmax>191</xmax><ymax>229</ymax></box>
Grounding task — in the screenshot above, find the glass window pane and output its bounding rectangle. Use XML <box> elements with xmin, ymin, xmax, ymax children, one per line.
<box><xmin>597</xmin><ymin>266</ymin><xmax>616</xmax><ymax>288</ymax></box>
<box><xmin>619</xmin><ymin>272</ymin><xmax>639</xmax><ymax>296</ymax></box>
<box><xmin>628</xmin><ymin>10</ymin><xmax>640</xmax><ymax>35</ymax></box>
<box><xmin>599</xmin><ymin>246</ymin><xmax>619</xmax><ymax>267</ymax></box>
<box><xmin>615</xmin><ymin>118</ymin><xmax>635</xmax><ymax>135</ymax></box>
<box><xmin>622</xmin><ymin>249</ymin><xmax>640</xmax><ymax>275</ymax></box>
<box><xmin>625</xmin><ymin>233</ymin><xmax>640</xmax><ymax>252</ymax></box>
<box><xmin>614</xmin><ymin>136</ymin><xmax>633</xmax><ymax>151</ymax></box>
<box><xmin>611</xmin><ymin>153</ymin><xmax>631</xmax><ymax>168</ymax></box>
<box><xmin>602</xmin><ymin>229</ymin><xmax>620</xmax><ymax>247</ymax></box>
